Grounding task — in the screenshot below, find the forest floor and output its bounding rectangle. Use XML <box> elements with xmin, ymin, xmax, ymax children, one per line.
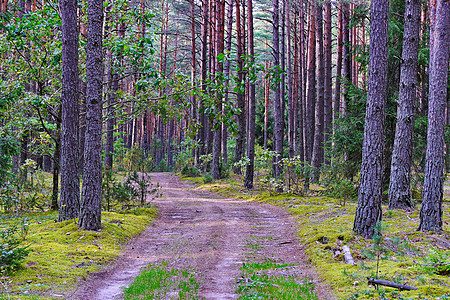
<box><xmin>69</xmin><ymin>172</ymin><xmax>335</xmax><ymax>299</ymax></box>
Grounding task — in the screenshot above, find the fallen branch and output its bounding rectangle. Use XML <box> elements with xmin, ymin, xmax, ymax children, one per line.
<box><xmin>367</xmin><ymin>278</ymin><xmax>418</xmax><ymax>291</ymax></box>
<box><xmin>343</xmin><ymin>245</ymin><xmax>355</xmax><ymax>265</ymax></box>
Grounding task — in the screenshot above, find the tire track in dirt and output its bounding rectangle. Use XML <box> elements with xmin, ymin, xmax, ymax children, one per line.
<box><xmin>70</xmin><ymin>173</ymin><xmax>334</xmax><ymax>299</ymax></box>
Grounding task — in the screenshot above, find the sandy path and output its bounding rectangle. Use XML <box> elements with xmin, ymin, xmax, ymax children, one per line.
<box><xmin>70</xmin><ymin>172</ymin><xmax>334</xmax><ymax>299</ymax></box>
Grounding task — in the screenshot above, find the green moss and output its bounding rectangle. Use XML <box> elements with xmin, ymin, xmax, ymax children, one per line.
<box><xmin>0</xmin><ymin>209</ymin><xmax>157</xmax><ymax>298</ymax></box>
<box><xmin>185</xmin><ymin>175</ymin><xmax>450</xmax><ymax>299</ymax></box>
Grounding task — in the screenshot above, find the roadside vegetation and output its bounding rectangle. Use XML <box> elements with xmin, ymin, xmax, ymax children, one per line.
<box><xmin>0</xmin><ymin>169</ymin><xmax>158</xmax><ymax>298</ymax></box>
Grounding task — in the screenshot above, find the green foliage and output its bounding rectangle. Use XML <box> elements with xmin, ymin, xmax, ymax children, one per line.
<box><xmin>202</xmin><ymin>173</ymin><xmax>213</xmax><ymax>184</ymax></box>
<box><xmin>119</xmin><ymin>145</ymin><xmax>153</xmax><ymax>173</ymax></box>
<box><xmin>102</xmin><ymin>170</ymin><xmax>161</xmax><ymax>211</ymax></box>
<box><xmin>420</xmin><ymin>247</ymin><xmax>450</xmax><ymax>276</ymax></box>
<box><xmin>0</xmin><ymin>135</ymin><xmax>19</xmax><ymax>187</ymax></box>
<box><xmin>123</xmin><ymin>262</ymin><xmax>200</xmax><ymax>299</ymax></box>
<box><xmin>0</xmin><ymin>225</ymin><xmax>29</xmax><ymax>275</ymax></box>
<box><xmin>126</xmin><ymin>171</ymin><xmax>161</xmax><ymax>206</ymax></box>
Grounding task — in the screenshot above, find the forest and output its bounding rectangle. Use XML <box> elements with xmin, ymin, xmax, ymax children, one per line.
<box><xmin>0</xmin><ymin>0</ymin><xmax>449</xmax><ymax>298</ymax></box>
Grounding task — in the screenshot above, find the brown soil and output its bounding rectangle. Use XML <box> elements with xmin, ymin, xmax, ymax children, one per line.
<box><xmin>69</xmin><ymin>173</ymin><xmax>335</xmax><ymax>299</ymax></box>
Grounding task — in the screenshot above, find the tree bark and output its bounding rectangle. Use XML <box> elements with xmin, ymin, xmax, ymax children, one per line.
<box><xmin>342</xmin><ymin>3</ymin><xmax>351</xmax><ymax>113</ymax></box>
<box><xmin>244</xmin><ymin>0</ymin><xmax>255</xmax><ymax>189</ymax></box>
<box><xmin>334</xmin><ymin>5</ymin><xmax>343</xmax><ymax>131</ymax></box>
<box><xmin>212</xmin><ymin>0</ymin><xmax>225</xmax><ymax>180</ymax></box>
<box><xmin>59</xmin><ymin>0</ymin><xmax>80</xmax><ymax>220</ymax></box>
<box><xmin>79</xmin><ymin>0</ymin><xmax>103</xmax><ymax>230</ymax></box>
<box><xmin>234</xmin><ymin>0</ymin><xmax>246</xmax><ymax>175</ymax></box>
<box><xmin>311</xmin><ymin>3</ymin><xmax>324</xmax><ymax>181</ymax></box>
<box><xmin>388</xmin><ymin>0</ymin><xmax>421</xmax><ymax>210</ymax></box>
<box><xmin>323</xmin><ymin>2</ymin><xmax>332</xmax><ymax>164</ymax></box>
<box><xmin>305</xmin><ymin>6</ymin><xmax>316</xmax><ymax>164</ymax></box>
<box><xmin>353</xmin><ymin>0</ymin><xmax>389</xmax><ymax>239</ymax></box>
<box><xmin>222</xmin><ymin>0</ymin><xmax>233</xmax><ymax>166</ymax></box>
<box><xmin>272</xmin><ymin>0</ymin><xmax>282</xmax><ymax>179</ymax></box>
<box><xmin>419</xmin><ymin>0</ymin><xmax>449</xmax><ymax>232</ymax></box>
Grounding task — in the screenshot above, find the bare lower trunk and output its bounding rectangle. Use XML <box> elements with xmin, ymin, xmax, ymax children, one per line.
<box><xmin>353</xmin><ymin>0</ymin><xmax>389</xmax><ymax>239</ymax></box>
<box><xmin>80</xmin><ymin>0</ymin><xmax>104</xmax><ymax>231</ymax></box>
<box><xmin>388</xmin><ymin>0</ymin><xmax>421</xmax><ymax>210</ymax></box>
<box><xmin>59</xmin><ymin>0</ymin><xmax>80</xmax><ymax>220</ymax></box>
<box><xmin>419</xmin><ymin>0</ymin><xmax>449</xmax><ymax>232</ymax></box>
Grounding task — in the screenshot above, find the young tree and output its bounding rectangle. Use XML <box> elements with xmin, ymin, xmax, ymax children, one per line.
<box><xmin>79</xmin><ymin>0</ymin><xmax>104</xmax><ymax>230</ymax></box>
<box><xmin>388</xmin><ymin>0</ymin><xmax>421</xmax><ymax>210</ymax></box>
<box><xmin>59</xmin><ymin>0</ymin><xmax>80</xmax><ymax>221</ymax></box>
<box><xmin>353</xmin><ymin>0</ymin><xmax>389</xmax><ymax>239</ymax></box>
<box><xmin>419</xmin><ymin>0</ymin><xmax>449</xmax><ymax>232</ymax></box>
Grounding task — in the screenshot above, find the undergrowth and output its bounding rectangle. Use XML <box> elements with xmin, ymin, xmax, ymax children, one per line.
<box><xmin>0</xmin><ymin>208</ymin><xmax>157</xmax><ymax>298</ymax></box>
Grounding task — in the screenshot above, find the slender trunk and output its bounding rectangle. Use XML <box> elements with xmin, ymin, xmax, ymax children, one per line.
<box><xmin>198</xmin><ymin>0</ymin><xmax>208</xmax><ymax>164</ymax></box>
<box><xmin>272</xmin><ymin>0</ymin><xmax>282</xmax><ymax>179</ymax></box>
<box><xmin>222</xmin><ymin>0</ymin><xmax>233</xmax><ymax>166</ymax></box>
<box><xmin>323</xmin><ymin>2</ymin><xmax>332</xmax><ymax>164</ymax></box>
<box><xmin>306</xmin><ymin>6</ymin><xmax>316</xmax><ymax>163</ymax></box>
<box><xmin>342</xmin><ymin>3</ymin><xmax>351</xmax><ymax>113</ymax></box>
<box><xmin>212</xmin><ymin>0</ymin><xmax>225</xmax><ymax>179</ymax></box>
<box><xmin>234</xmin><ymin>0</ymin><xmax>246</xmax><ymax>174</ymax></box>
<box><xmin>311</xmin><ymin>3</ymin><xmax>324</xmax><ymax>181</ymax></box>
<box><xmin>287</xmin><ymin>0</ymin><xmax>294</xmax><ymax>160</ymax></box>
<box><xmin>334</xmin><ymin>6</ymin><xmax>343</xmax><ymax>129</ymax></box>
<box><xmin>244</xmin><ymin>0</ymin><xmax>255</xmax><ymax>189</ymax></box>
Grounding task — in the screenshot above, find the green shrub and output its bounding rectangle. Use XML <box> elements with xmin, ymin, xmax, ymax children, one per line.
<box><xmin>0</xmin><ymin>225</ymin><xmax>29</xmax><ymax>274</ymax></box>
<box><xmin>203</xmin><ymin>173</ymin><xmax>213</xmax><ymax>184</ymax></box>
<box><xmin>181</xmin><ymin>165</ymin><xmax>200</xmax><ymax>177</ymax></box>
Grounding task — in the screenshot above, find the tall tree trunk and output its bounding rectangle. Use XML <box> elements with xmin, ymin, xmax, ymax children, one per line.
<box><xmin>190</xmin><ymin>0</ymin><xmax>197</xmax><ymax>158</ymax></box>
<box><xmin>323</xmin><ymin>2</ymin><xmax>332</xmax><ymax>164</ymax></box>
<box><xmin>287</xmin><ymin>0</ymin><xmax>294</xmax><ymax>160</ymax></box>
<box><xmin>222</xmin><ymin>0</ymin><xmax>233</xmax><ymax>166</ymax></box>
<box><xmin>388</xmin><ymin>0</ymin><xmax>421</xmax><ymax>210</ymax></box>
<box><xmin>353</xmin><ymin>0</ymin><xmax>389</xmax><ymax>239</ymax></box>
<box><xmin>59</xmin><ymin>0</ymin><xmax>80</xmax><ymax>220</ymax></box>
<box><xmin>212</xmin><ymin>0</ymin><xmax>225</xmax><ymax>180</ymax></box>
<box><xmin>342</xmin><ymin>3</ymin><xmax>351</xmax><ymax>113</ymax></box>
<box><xmin>79</xmin><ymin>0</ymin><xmax>104</xmax><ymax>230</ymax></box>
<box><xmin>244</xmin><ymin>0</ymin><xmax>255</xmax><ymax>189</ymax></box>
<box><xmin>311</xmin><ymin>3</ymin><xmax>324</xmax><ymax>181</ymax></box>
<box><xmin>296</xmin><ymin>5</ymin><xmax>304</xmax><ymax>162</ymax></box>
<box><xmin>234</xmin><ymin>0</ymin><xmax>246</xmax><ymax>174</ymax></box>
<box><xmin>272</xmin><ymin>0</ymin><xmax>283</xmax><ymax>179</ymax></box>
<box><xmin>305</xmin><ymin>6</ymin><xmax>316</xmax><ymax>164</ymax></box>
<box><xmin>334</xmin><ymin>6</ymin><xmax>343</xmax><ymax>131</ymax></box>
<box><xmin>198</xmin><ymin>0</ymin><xmax>208</xmax><ymax>165</ymax></box>
<box><xmin>419</xmin><ymin>0</ymin><xmax>449</xmax><ymax>232</ymax></box>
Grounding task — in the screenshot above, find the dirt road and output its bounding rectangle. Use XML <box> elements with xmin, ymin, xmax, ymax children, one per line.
<box><xmin>71</xmin><ymin>173</ymin><xmax>334</xmax><ymax>299</ymax></box>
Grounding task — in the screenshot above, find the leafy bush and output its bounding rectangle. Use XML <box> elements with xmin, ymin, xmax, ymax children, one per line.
<box><xmin>203</xmin><ymin>173</ymin><xmax>213</xmax><ymax>184</ymax></box>
<box><xmin>0</xmin><ymin>225</ymin><xmax>29</xmax><ymax>274</ymax></box>
<box><xmin>181</xmin><ymin>165</ymin><xmax>200</xmax><ymax>177</ymax></box>
<box><xmin>421</xmin><ymin>247</ymin><xmax>450</xmax><ymax>275</ymax></box>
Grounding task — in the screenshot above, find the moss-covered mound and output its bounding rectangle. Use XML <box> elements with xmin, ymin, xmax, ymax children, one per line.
<box><xmin>0</xmin><ymin>208</ymin><xmax>157</xmax><ymax>299</ymax></box>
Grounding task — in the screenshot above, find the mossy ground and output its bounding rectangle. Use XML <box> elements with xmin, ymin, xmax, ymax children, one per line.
<box><xmin>186</xmin><ymin>175</ymin><xmax>450</xmax><ymax>299</ymax></box>
<box><xmin>0</xmin><ymin>170</ymin><xmax>157</xmax><ymax>300</ymax></box>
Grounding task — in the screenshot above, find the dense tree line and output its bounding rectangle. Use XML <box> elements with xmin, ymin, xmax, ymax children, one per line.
<box><xmin>0</xmin><ymin>0</ymin><xmax>448</xmax><ymax>238</ymax></box>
